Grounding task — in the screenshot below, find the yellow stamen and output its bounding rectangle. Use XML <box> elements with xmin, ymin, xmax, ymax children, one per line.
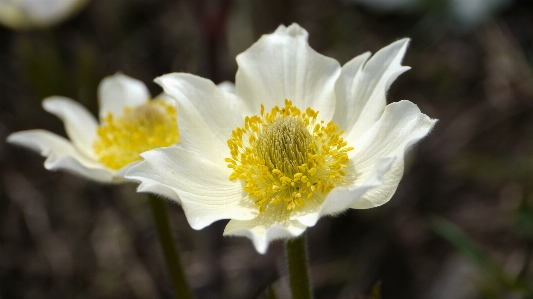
<box><xmin>226</xmin><ymin>100</ymin><xmax>353</xmax><ymax>213</ymax></box>
<box><xmin>93</xmin><ymin>99</ymin><xmax>179</xmax><ymax>170</ymax></box>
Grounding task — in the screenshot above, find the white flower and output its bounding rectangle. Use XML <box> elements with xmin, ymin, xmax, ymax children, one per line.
<box><xmin>0</xmin><ymin>0</ymin><xmax>90</xmax><ymax>30</ymax></box>
<box><xmin>125</xmin><ymin>24</ymin><xmax>437</xmax><ymax>254</ymax></box>
<box><xmin>7</xmin><ymin>73</ymin><xmax>179</xmax><ymax>183</ymax></box>
<box><xmin>449</xmin><ymin>0</ymin><xmax>511</xmax><ymax>25</ymax></box>
<box><xmin>346</xmin><ymin>0</ymin><xmax>512</xmax><ymax>25</ymax></box>
<box><xmin>345</xmin><ymin>0</ymin><xmax>418</xmax><ymax>12</ymax></box>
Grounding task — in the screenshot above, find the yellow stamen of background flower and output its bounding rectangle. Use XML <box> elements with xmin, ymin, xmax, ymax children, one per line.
<box><xmin>93</xmin><ymin>99</ymin><xmax>179</xmax><ymax>170</ymax></box>
<box><xmin>226</xmin><ymin>100</ymin><xmax>353</xmax><ymax>213</ymax></box>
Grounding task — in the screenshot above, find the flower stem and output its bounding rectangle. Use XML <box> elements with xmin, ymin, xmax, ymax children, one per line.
<box><xmin>149</xmin><ymin>194</ymin><xmax>194</xmax><ymax>299</ymax></box>
<box><xmin>285</xmin><ymin>233</ymin><xmax>313</xmax><ymax>299</ymax></box>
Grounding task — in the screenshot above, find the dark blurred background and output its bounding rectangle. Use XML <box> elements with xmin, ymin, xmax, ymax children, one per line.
<box><xmin>1</xmin><ymin>0</ymin><xmax>533</xmax><ymax>298</ymax></box>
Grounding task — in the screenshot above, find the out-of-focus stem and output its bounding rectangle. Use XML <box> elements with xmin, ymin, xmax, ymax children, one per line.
<box><xmin>149</xmin><ymin>194</ymin><xmax>194</xmax><ymax>299</ymax></box>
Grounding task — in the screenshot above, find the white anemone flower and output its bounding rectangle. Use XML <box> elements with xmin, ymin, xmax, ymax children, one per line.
<box><xmin>125</xmin><ymin>24</ymin><xmax>436</xmax><ymax>254</ymax></box>
<box><xmin>0</xmin><ymin>0</ymin><xmax>90</xmax><ymax>30</ymax></box>
<box><xmin>7</xmin><ymin>73</ymin><xmax>179</xmax><ymax>183</ymax></box>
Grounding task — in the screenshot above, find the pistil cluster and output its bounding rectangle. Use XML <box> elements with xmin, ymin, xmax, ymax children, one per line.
<box><xmin>93</xmin><ymin>99</ymin><xmax>179</xmax><ymax>170</ymax></box>
<box><xmin>226</xmin><ymin>100</ymin><xmax>353</xmax><ymax>213</ymax></box>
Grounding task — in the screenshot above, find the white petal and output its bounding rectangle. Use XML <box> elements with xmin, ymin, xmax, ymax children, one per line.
<box><xmin>7</xmin><ymin>130</ymin><xmax>114</xmax><ymax>183</ymax></box>
<box><xmin>295</xmin><ymin>157</ymin><xmax>395</xmax><ymax>227</ymax></box>
<box><xmin>348</xmin><ymin>100</ymin><xmax>436</xmax><ymax>209</ymax></box>
<box><xmin>42</xmin><ymin>96</ymin><xmax>98</xmax><ymax>159</ymax></box>
<box><xmin>98</xmin><ymin>73</ymin><xmax>150</xmax><ymax>119</ymax></box>
<box><xmin>224</xmin><ymin>203</ymin><xmax>307</xmax><ymax>254</ymax></box>
<box><xmin>153</xmin><ymin>92</ymin><xmax>177</xmax><ymax>105</ymax></box>
<box><xmin>113</xmin><ymin>162</ymin><xmax>139</xmax><ymax>184</ymax></box>
<box><xmin>155</xmin><ymin>73</ymin><xmax>244</xmax><ymax>161</ymax></box>
<box><xmin>235</xmin><ymin>23</ymin><xmax>340</xmax><ymax>119</ymax></box>
<box><xmin>217</xmin><ymin>81</ymin><xmax>236</xmax><ymax>94</ymax></box>
<box><xmin>124</xmin><ymin>146</ymin><xmax>257</xmax><ymax>230</ymax></box>
<box><xmin>216</xmin><ymin>81</ymin><xmax>251</xmax><ymax>115</ymax></box>
<box><xmin>336</xmin><ymin>39</ymin><xmax>411</xmax><ymax>141</ymax></box>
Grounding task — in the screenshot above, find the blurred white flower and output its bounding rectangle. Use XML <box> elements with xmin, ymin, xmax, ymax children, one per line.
<box><xmin>347</xmin><ymin>0</ymin><xmax>512</xmax><ymax>25</ymax></box>
<box><xmin>125</xmin><ymin>23</ymin><xmax>436</xmax><ymax>253</ymax></box>
<box><xmin>7</xmin><ymin>73</ymin><xmax>179</xmax><ymax>183</ymax></box>
<box><xmin>346</xmin><ymin>0</ymin><xmax>418</xmax><ymax>12</ymax></box>
<box><xmin>450</xmin><ymin>0</ymin><xmax>511</xmax><ymax>25</ymax></box>
<box><xmin>0</xmin><ymin>0</ymin><xmax>90</xmax><ymax>30</ymax></box>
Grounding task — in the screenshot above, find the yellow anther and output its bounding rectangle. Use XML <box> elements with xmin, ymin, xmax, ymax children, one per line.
<box><xmin>270</xmin><ymin>196</ymin><xmax>281</xmax><ymax>204</ymax></box>
<box><xmin>93</xmin><ymin>99</ymin><xmax>179</xmax><ymax>170</ymax></box>
<box><xmin>225</xmin><ymin>101</ymin><xmax>352</xmax><ymax>213</ymax></box>
<box><xmin>293</xmin><ymin>173</ymin><xmax>303</xmax><ymax>181</ymax></box>
<box><xmin>280</xmin><ymin>176</ymin><xmax>292</xmax><ymax>186</ymax></box>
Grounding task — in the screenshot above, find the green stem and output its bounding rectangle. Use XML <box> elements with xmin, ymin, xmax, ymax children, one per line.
<box><xmin>285</xmin><ymin>233</ymin><xmax>313</xmax><ymax>299</ymax></box>
<box><xmin>149</xmin><ymin>194</ymin><xmax>194</xmax><ymax>299</ymax></box>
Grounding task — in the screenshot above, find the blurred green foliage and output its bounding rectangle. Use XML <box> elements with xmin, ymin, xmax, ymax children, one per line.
<box><xmin>431</xmin><ymin>216</ymin><xmax>530</xmax><ymax>298</ymax></box>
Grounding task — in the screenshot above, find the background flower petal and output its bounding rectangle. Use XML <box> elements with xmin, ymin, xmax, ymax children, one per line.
<box><xmin>42</xmin><ymin>96</ymin><xmax>98</xmax><ymax>159</ymax></box>
<box><xmin>125</xmin><ymin>146</ymin><xmax>257</xmax><ymax>230</ymax></box>
<box><xmin>7</xmin><ymin>129</ymin><xmax>113</xmax><ymax>182</ymax></box>
<box><xmin>348</xmin><ymin>100</ymin><xmax>436</xmax><ymax>209</ymax></box>
<box><xmin>0</xmin><ymin>0</ymin><xmax>89</xmax><ymax>30</ymax></box>
<box><xmin>98</xmin><ymin>73</ymin><xmax>150</xmax><ymax>119</ymax></box>
<box><xmin>155</xmin><ymin>73</ymin><xmax>244</xmax><ymax>161</ymax></box>
<box><xmin>336</xmin><ymin>38</ymin><xmax>411</xmax><ymax>141</ymax></box>
<box><xmin>235</xmin><ymin>23</ymin><xmax>340</xmax><ymax>119</ymax></box>
<box><xmin>224</xmin><ymin>205</ymin><xmax>307</xmax><ymax>254</ymax></box>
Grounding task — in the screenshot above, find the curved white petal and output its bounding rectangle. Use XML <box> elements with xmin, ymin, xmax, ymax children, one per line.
<box><xmin>224</xmin><ymin>203</ymin><xmax>307</xmax><ymax>254</ymax></box>
<box><xmin>348</xmin><ymin>100</ymin><xmax>436</xmax><ymax>209</ymax></box>
<box><xmin>336</xmin><ymin>39</ymin><xmax>411</xmax><ymax>141</ymax></box>
<box><xmin>113</xmin><ymin>162</ymin><xmax>139</xmax><ymax>184</ymax></box>
<box><xmin>154</xmin><ymin>93</ymin><xmax>177</xmax><ymax>105</ymax></box>
<box><xmin>155</xmin><ymin>73</ymin><xmax>244</xmax><ymax>161</ymax></box>
<box><xmin>7</xmin><ymin>130</ymin><xmax>114</xmax><ymax>183</ymax></box>
<box><xmin>295</xmin><ymin>157</ymin><xmax>395</xmax><ymax>227</ymax></box>
<box><xmin>98</xmin><ymin>73</ymin><xmax>150</xmax><ymax>119</ymax></box>
<box><xmin>124</xmin><ymin>146</ymin><xmax>257</xmax><ymax>230</ymax></box>
<box><xmin>235</xmin><ymin>23</ymin><xmax>340</xmax><ymax>120</ymax></box>
<box><xmin>42</xmin><ymin>96</ymin><xmax>98</xmax><ymax>159</ymax></box>
<box><xmin>217</xmin><ymin>81</ymin><xmax>236</xmax><ymax>94</ymax></box>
